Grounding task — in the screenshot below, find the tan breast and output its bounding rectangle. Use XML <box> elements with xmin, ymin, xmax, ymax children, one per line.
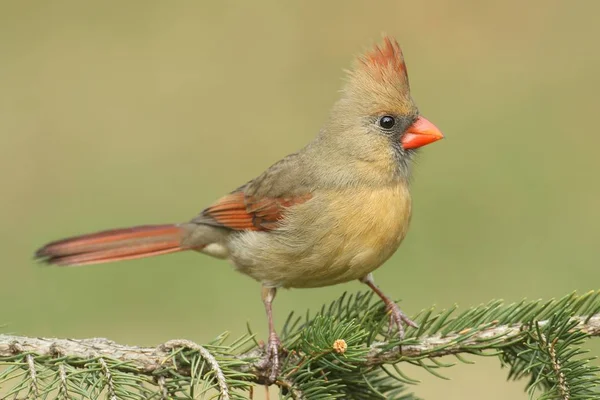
<box><xmin>229</xmin><ymin>183</ymin><xmax>412</xmax><ymax>288</ymax></box>
<box><xmin>319</xmin><ymin>184</ymin><xmax>412</xmax><ymax>282</ymax></box>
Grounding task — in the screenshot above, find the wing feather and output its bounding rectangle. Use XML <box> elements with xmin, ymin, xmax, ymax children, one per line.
<box><xmin>197</xmin><ymin>191</ymin><xmax>311</xmax><ymax>231</ymax></box>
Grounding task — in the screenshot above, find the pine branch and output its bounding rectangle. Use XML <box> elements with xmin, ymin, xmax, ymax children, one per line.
<box><xmin>1</xmin><ymin>291</ymin><xmax>599</xmax><ymax>399</ymax></box>
<box><xmin>0</xmin><ymin>315</ymin><xmax>598</xmax><ymax>376</ymax></box>
<box><xmin>367</xmin><ymin>313</ymin><xmax>600</xmax><ymax>365</ymax></box>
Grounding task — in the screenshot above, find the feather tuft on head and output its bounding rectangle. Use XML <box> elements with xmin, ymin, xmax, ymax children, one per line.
<box><xmin>360</xmin><ymin>36</ymin><xmax>407</xmax><ymax>78</ymax></box>
<box><xmin>351</xmin><ymin>36</ymin><xmax>410</xmax><ymax>91</ymax></box>
<box><xmin>342</xmin><ymin>36</ymin><xmax>414</xmax><ymax>113</ymax></box>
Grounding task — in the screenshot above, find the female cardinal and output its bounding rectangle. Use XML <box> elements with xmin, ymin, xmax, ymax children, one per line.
<box><xmin>35</xmin><ymin>37</ymin><xmax>443</xmax><ymax>382</ymax></box>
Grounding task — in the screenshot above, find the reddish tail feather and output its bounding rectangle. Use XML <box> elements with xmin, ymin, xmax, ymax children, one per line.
<box><xmin>35</xmin><ymin>224</ymin><xmax>189</xmax><ymax>266</ymax></box>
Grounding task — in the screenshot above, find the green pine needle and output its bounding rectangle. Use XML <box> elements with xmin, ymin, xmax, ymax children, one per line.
<box><xmin>1</xmin><ymin>290</ymin><xmax>599</xmax><ymax>399</ymax></box>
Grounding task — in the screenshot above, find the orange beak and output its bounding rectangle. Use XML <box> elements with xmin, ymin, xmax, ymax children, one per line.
<box><xmin>401</xmin><ymin>116</ymin><xmax>444</xmax><ymax>150</ymax></box>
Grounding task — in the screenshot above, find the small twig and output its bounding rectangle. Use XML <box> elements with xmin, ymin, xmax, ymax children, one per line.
<box><xmin>161</xmin><ymin>339</ymin><xmax>230</xmax><ymax>400</ymax></box>
<box><xmin>25</xmin><ymin>354</ymin><xmax>38</xmax><ymax>398</ymax></box>
<box><xmin>58</xmin><ymin>364</ymin><xmax>68</xmax><ymax>399</ymax></box>
<box><xmin>275</xmin><ymin>377</ymin><xmax>305</xmax><ymax>400</ymax></box>
<box><xmin>99</xmin><ymin>357</ymin><xmax>117</xmax><ymax>400</ymax></box>
<box><xmin>157</xmin><ymin>376</ymin><xmax>168</xmax><ymax>400</ymax></box>
<box><xmin>547</xmin><ymin>337</ymin><xmax>570</xmax><ymax>400</ymax></box>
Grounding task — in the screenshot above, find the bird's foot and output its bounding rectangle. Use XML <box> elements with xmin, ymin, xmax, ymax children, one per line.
<box><xmin>386</xmin><ymin>302</ymin><xmax>418</xmax><ymax>339</ymax></box>
<box><xmin>258</xmin><ymin>333</ymin><xmax>281</xmax><ymax>384</ymax></box>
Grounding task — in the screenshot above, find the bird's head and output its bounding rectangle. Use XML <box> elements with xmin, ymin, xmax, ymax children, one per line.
<box><xmin>323</xmin><ymin>36</ymin><xmax>443</xmax><ymax>181</ymax></box>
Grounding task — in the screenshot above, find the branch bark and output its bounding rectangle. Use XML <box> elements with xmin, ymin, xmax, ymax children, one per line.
<box><xmin>1</xmin><ymin>314</ymin><xmax>598</xmax><ymax>383</ymax></box>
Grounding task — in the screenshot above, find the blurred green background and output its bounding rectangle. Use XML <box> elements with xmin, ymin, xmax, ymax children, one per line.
<box><xmin>1</xmin><ymin>1</ymin><xmax>599</xmax><ymax>398</ymax></box>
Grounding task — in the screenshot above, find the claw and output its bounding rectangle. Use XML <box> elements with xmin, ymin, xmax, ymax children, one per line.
<box><xmin>387</xmin><ymin>301</ymin><xmax>418</xmax><ymax>339</ymax></box>
<box><xmin>360</xmin><ymin>274</ymin><xmax>417</xmax><ymax>340</ymax></box>
<box><xmin>258</xmin><ymin>333</ymin><xmax>281</xmax><ymax>383</ymax></box>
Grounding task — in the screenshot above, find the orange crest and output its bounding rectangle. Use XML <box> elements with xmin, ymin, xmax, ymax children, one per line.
<box><xmin>356</xmin><ymin>36</ymin><xmax>409</xmax><ymax>86</ymax></box>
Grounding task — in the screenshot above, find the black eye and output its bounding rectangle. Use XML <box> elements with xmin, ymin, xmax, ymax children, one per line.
<box><xmin>378</xmin><ymin>115</ymin><xmax>396</xmax><ymax>130</ymax></box>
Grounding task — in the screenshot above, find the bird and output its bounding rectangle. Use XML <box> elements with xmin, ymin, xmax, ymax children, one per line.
<box><xmin>34</xmin><ymin>36</ymin><xmax>443</xmax><ymax>382</ymax></box>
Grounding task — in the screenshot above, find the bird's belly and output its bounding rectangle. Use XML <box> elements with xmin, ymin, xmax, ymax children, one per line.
<box><xmin>228</xmin><ymin>185</ymin><xmax>412</xmax><ymax>288</ymax></box>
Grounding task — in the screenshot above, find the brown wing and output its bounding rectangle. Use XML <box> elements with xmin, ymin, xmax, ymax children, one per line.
<box><xmin>192</xmin><ymin>152</ymin><xmax>313</xmax><ymax>231</ymax></box>
<box><xmin>196</xmin><ymin>191</ymin><xmax>311</xmax><ymax>231</ymax></box>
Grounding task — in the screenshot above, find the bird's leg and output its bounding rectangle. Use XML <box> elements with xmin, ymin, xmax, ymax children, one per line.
<box><xmin>257</xmin><ymin>286</ymin><xmax>281</xmax><ymax>383</ymax></box>
<box><xmin>360</xmin><ymin>273</ymin><xmax>418</xmax><ymax>338</ymax></box>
